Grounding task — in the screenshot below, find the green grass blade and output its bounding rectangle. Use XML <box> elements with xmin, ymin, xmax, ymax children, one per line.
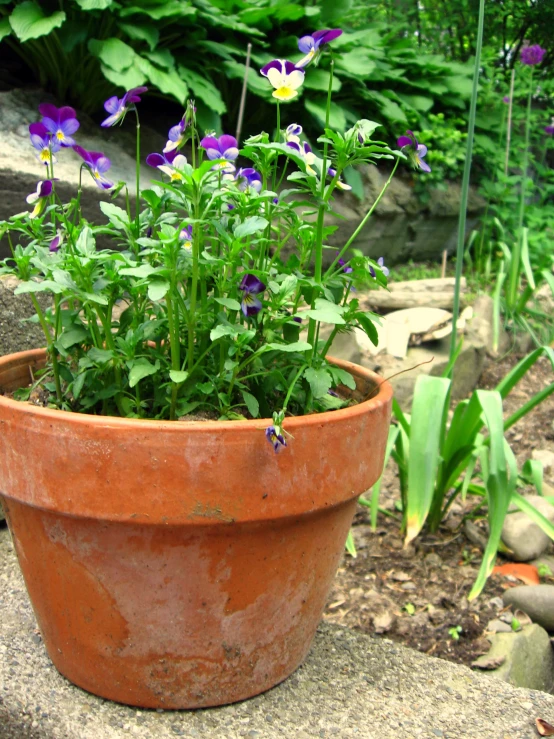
<box><xmin>520</xmin><ymin>459</ymin><xmax>543</xmax><ymax>496</ymax></box>
<box><xmin>492</xmin><ymin>267</ymin><xmax>506</xmax><ymax>354</ymax></box>
<box><xmin>495</xmin><ymin>346</ymin><xmax>554</xmax><ymax>398</ymax></box>
<box><xmin>511</xmin><ymin>492</ymin><xmax>554</xmax><ymax>541</ymax></box>
<box><xmin>405</xmin><ymin>376</ymin><xmax>451</xmax><ymax>544</ymax></box>
<box><xmin>345</xmin><ymin>530</ymin><xmax>357</xmax><ymax>558</ymax></box>
<box><xmin>468</xmin><ymin>393</ymin><xmax>513</xmax><ymax>600</ymax></box>
<box><xmin>520</xmin><ymin>228</ymin><xmax>535</xmax><ymax>290</ymax></box>
<box><xmin>504</xmin><ymin>380</ymin><xmax>554</xmax><ymax>431</ymax></box>
<box><xmin>367</xmin><ymin>424</ymin><xmax>399</xmax><ymax>531</ymax></box>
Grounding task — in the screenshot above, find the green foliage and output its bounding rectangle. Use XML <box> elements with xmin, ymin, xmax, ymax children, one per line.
<box><xmin>0</xmin><ymin>0</ymin><xmax>472</xmax><ymax>139</ymax></box>
<box><xmin>367</xmin><ymin>348</ymin><xmax>554</xmax><ymax>598</ymax></box>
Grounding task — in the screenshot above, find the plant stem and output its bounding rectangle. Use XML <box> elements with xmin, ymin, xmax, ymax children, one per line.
<box><xmin>325</xmin><ymin>157</ymin><xmax>400</xmax><ymax>278</ymax></box>
<box><xmin>134</xmin><ymin>108</ymin><xmax>141</xmax><ymax>236</ymax></box>
<box><xmin>504</xmin><ymin>68</ymin><xmax>516</xmax><ymax>176</ymax></box>
<box><xmin>448</xmin><ymin>0</ymin><xmax>485</xmax><ymax>367</ymax></box>
<box><xmin>30</xmin><ymin>294</ymin><xmax>62</xmax><ymax>403</ymax></box>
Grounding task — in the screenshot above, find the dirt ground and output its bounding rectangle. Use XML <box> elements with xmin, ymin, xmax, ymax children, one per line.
<box><xmin>323</xmin><ymin>352</ymin><xmax>554</xmax><ymax>667</ymax></box>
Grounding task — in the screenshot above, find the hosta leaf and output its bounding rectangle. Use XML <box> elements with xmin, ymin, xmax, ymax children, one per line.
<box><xmin>88</xmin><ymin>37</ymin><xmax>135</xmax><ymax>72</ymax></box>
<box><xmin>101</xmin><ymin>63</ymin><xmax>146</xmax><ymax>90</ymax></box>
<box><xmin>178</xmin><ymin>66</ymin><xmax>226</xmax><ymax>114</ymax></box>
<box><xmin>74</xmin><ymin>0</ymin><xmax>113</xmax><ymax>9</ymax></box>
<box><xmin>119</xmin><ymin>22</ymin><xmax>159</xmax><ymax>51</ymax></box>
<box><xmin>0</xmin><ymin>17</ymin><xmax>11</xmax><ymax>41</ymax></box>
<box><xmin>136</xmin><ymin>57</ymin><xmax>188</xmax><ymax>103</ymax></box>
<box><xmin>10</xmin><ymin>2</ymin><xmax>65</xmax><ymax>42</ymax></box>
<box><xmin>304</xmin><ymin>99</ymin><xmax>346</xmax><ymax>131</ymax></box>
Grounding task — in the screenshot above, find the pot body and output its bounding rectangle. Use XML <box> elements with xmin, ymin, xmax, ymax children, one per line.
<box><xmin>0</xmin><ymin>349</ymin><xmax>392</xmax><ymax>709</ymax></box>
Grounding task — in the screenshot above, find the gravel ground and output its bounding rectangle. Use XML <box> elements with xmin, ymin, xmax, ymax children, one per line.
<box><xmin>2</xmin><ymin>527</ymin><xmax>554</xmax><ymax>739</ymax></box>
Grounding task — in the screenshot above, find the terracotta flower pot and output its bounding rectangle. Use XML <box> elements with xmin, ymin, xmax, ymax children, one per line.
<box><xmin>0</xmin><ymin>348</ymin><xmax>392</xmax><ymax>709</ymax></box>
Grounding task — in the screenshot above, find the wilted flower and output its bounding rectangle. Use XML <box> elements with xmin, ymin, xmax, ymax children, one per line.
<box><xmin>369</xmin><ymin>257</ymin><xmax>389</xmax><ymax>278</ymax></box>
<box><xmin>101</xmin><ymin>86</ymin><xmax>148</xmax><ymax>128</ymax></box>
<box><xmin>397</xmin><ymin>130</ymin><xmax>431</xmax><ymax>173</ymax></box>
<box><xmin>49</xmin><ymin>230</ymin><xmax>63</xmax><ymax>252</ymax></box>
<box><xmin>265</xmin><ymin>425</ymin><xmax>287</xmax><ymax>452</ymax></box>
<box><xmin>327</xmin><ymin>166</ymin><xmax>351</xmax><ymax>190</ymax></box>
<box><xmin>200</xmin><ymin>134</ymin><xmax>239</xmax><ymax>172</ymax></box>
<box><xmin>163</xmin><ymin>106</ymin><xmax>196</xmax><ymax>153</ymax></box>
<box><xmin>179</xmin><ymin>225</ymin><xmax>193</xmax><ymax>248</ymax></box>
<box><xmin>29</xmin><ymin>122</ymin><xmax>61</xmax><ymax>166</ymax></box>
<box><xmin>296</xmin><ymin>29</ymin><xmax>343</xmax><ymax>69</ymax></box>
<box><xmin>520</xmin><ymin>44</ymin><xmax>546</xmax><ymax>66</ymax></box>
<box><xmin>236</xmin><ymin>167</ymin><xmax>262</xmax><ymax>192</ymax></box>
<box><xmin>338</xmin><ymin>258</ymin><xmax>353</xmax><ymax>274</ymax></box>
<box><xmin>73</xmin><ymin>146</ymin><xmax>113</xmax><ymax>190</ymax></box>
<box><xmin>26</xmin><ymin>180</ymin><xmax>53</xmax><ymax>219</ymax></box>
<box><xmin>39</xmin><ymin>104</ymin><xmax>79</xmax><ymax>147</ymax></box>
<box><xmin>287</xmin><ymin>140</ymin><xmax>317</xmax><ymax>175</ymax></box>
<box><xmin>146</xmin><ymin>149</ymin><xmax>188</xmax><ymax>181</ymax></box>
<box><xmin>238</xmin><ymin>273</ymin><xmax>266</xmax><ymax>317</ymax></box>
<box><xmin>260</xmin><ymin>60</ymin><xmax>305</xmax><ymax>102</ymax></box>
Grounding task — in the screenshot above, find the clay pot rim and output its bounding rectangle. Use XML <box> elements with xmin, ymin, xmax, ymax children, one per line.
<box><xmin>0</xmin><ymin>348</ymin><xmax>392</xmax><ymax>432</ymax></box>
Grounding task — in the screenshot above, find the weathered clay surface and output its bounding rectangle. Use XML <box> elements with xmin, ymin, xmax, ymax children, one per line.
<box><xmin>3</xmin><ymin>527</ymin><xmax>554</xmax><ymax>738</ymax></box>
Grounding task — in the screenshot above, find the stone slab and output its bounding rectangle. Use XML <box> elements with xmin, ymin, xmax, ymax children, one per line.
<box><xmin>2</xmin><ymin>527</ymin><xmax>554</xmax><ymax>739</ymax></box>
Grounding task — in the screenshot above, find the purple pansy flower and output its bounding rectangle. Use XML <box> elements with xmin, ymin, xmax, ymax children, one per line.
<box><xmin>238</xmin><ymin>273</ymin><xmax>266</xmax><ymax>317</ymax></box>
<box><xmin>286</xmin><ymin>123</ymin><xmax>302</xmax><ymax>140</ymax></box>
<box><xmin>26</xmin><ymin>180</ymin><xmax>53</xmax><ymax>219</ymax></box>
<box><xmin>49</xmin><ymin>230</ymin><xmax>63</xmax><ymax>253</ymax></box>
<box><xmin>296</xmin><ymin>29</ymin><xmax>343</xmax><ymax>68</ymax></box>
<box><xmin>545</xmin><ymin>124</ymin><xmax>554</xmax><ymax>135</ymax></box>
<box><xmin>338</xmin><ymin>258</ymin><xmax>353</xmax><ymax>274</ymax></box>
<box><xmin>29</xmin><ymin>122</ymin><xmax>61</xmax><ymax>166</ymax></box>
<box><xmin>520</xmin><ymin>44</ymin><xmax>546</xmax><ymax>66</ymax></box>
<box><xmin>397</xmin><ymin>130</ymin><xmax>431</xmax><ymax>173</ymax></box>
<box><xmin>179</xmin><ymin>225</ymin><xmax>193</xmax><ymax>248</ymax></box>
<box><xmin>200</xmin><ymin>134</ymin><xmax>239</xmax><ymax>172</ymax></box>
<box><xmin>503</xmin><ymin>96</ymin><xmax>511</xmax><ymax>104</ymax></box>
<box><xmin>39</xmin><ymin>104</ymin><xmax>79</xmax><ymax>147</ymax></box>
<box><xmin>146</xmin><ymin>149</ymin><xmax>188</xmax><ymax>181</ymax></box>
<box><xmin>101</xmin><ymin>86</ymin><xmax>148</xmax><ymax>128</ymax></box>
<box><xmin>287</xmin><ymin>140</ymin><xmax>317</xmax><ymax>176</ymax></box>
<box><xmin>265</xmin><ymin>425</ymin><xmax>287</xmax><ymax>453</ymax></box>
<box><xmin>260</xmin><ymin>60</ymin><xmax>305</xmax><ymax>102</ymax></box>
<box><xmin>236</xmin><ymin>167</ymin><xmax>262</xmax><ymax>192</ymax></box>
<box><xmin>369</xmin><ymin>257</ymin><xmax>389</xmax><ymax>278</ymax></box>
<box><xmin>73</xmin><ymin>146</ymin><xmax>113</xmax><ymax>190</ymax></box>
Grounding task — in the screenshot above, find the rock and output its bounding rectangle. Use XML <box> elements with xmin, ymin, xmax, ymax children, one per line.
<box><xmin>502</xmin><ymin>585</ymin><xmax>554</xmax><ymax>632</ymax></box>
<box><xmin>485</xmin><ymin>619</ymin><xmax>514</xmax><ymax>634</ymax></box>
<box><xmin>465</xmin><ymin>295</ymin><xmax>509</xmax><ymax>356</ymax></box>
<box><xmin>471</xmin><ymin>624</ymin><xmax>554</xmax><ymax>692</ymax></box>
<box><xmin>531</xmin><ymin>554</ymin><xmax>554</xmax><ymax>577</ymax></box>
<box><xmin>532</xmin><ymin>450</ymin><xmax>554</xmax><ymax>477</ymax></box>
<box><xmin>502</xmin><ymin>495</ymin><xmax>554</xmax><ymax>561</ymax></box>
<box><xmin>363</xmin><ymin>278</ymin><xmax>467</xmax><ymax>311</ymax></box>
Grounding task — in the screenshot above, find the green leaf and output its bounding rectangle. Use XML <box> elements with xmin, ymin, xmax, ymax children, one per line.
<box><xmin>74</xmin><ymin>0</ymin><xmax>113</xmax><ymax>9</ymax></box>
<box><xmin>88</xmin><ymin>37</ymin><xmax>135</xmax><ymax>72</ymax></box>
<box><xmin>344</xmin><ymin>167</ymin><xmax>364</xmax><ymax>200</ymax></box>
<box><xmin>224</xmin><ymin>60</ymin><xmax>269</xmax><ymax>96</ymax></box>
<box><xmin>210</xmin><ymin>324</ymin><xmax>242</xmax><ymax>341</ymax></box>
<box><xmin>214</xmin><ymin>297</ymin><xmax>241</xmax><ymax>311</ymax></box>
<box><xmin>119</xmin><ymin>22</ymin><xmax>159</xmax><ymax>51</ymax></box>
<box><xmin>128</xmin><ymin>358</ymin><xmax>159</xmax><ymax>388</ymax></box>
<box><xmin>304</xmin><ymin>367</ymin><xmax>332</xmax><ymax>399</ymax></box>
<box><xmin>0</xmin><ymin>17</ymin><xmax>12</xmax><ymax>41</ymax></box>
<box><xmin>304</xmin><ymin>99</ymin><xmax>346</xmax><ymax>132</ymax></box>
<box><xmin>329</xmin><ymin>366</ymin><xmax>356</xmax><ymax>390</ymax></box>
<box><xmin>336</xmin><ymin>50</ymin><xmax>376</xmax><ymax>78</ymax></box>
<box><xmin>169</xmin><ymin>370</ymin><xmax>188</xmax><ymax>384</ymax></box>
<box><xmin>88</xmin><ymin>347</ymin><xmax>114</xmax><ymax>364</ymax></box>
<box><xmin>101</xmin><ymin>63</ymin><xmax>146</xmax><ymax>90</ymax></box>
<box><xmin>405</xmin><ymin>376</ymin><xmax>451</xmax><ymax>544</ymax></box>
<box><xmin>147</xmin><ymin>280</ymin><xmax>169</xmax><ymax>301</ymax></box>
<box><xmin>241</xmin><ymin>390</ymin><xmax>259</xmax><ymax>418</ymax></box>
<box><xmin>99</xmin><ymin>202</ymin><xmax>130</xmax><ymax>230</ymax></box>
<box><xmin>10</xmin><ymin>2</ymin><xmax>65</xmax><ymax>42</ymax></box>
<box><xmin>266</xmin><ymin>341</ymin><xmax>312</xmax><ymax>353</ymax></box>
<box><xmin>303</xmin><ymin>69</ymin><xmax>342</xmax><ymax>93</ymax></box>
<box><xmin>304</xmin><ymin>309</ymin><xmax>345</xmax><ymax>324</ymax></box>
<box><xmin>136</xmin><ymin>56</ymin><xmax>188</xmax><ymax>103</ymax></box>
<box><xmin>119</xmin><ymin>264</ymin><xmax>157</xmax><ymax>278</ymax></box>
<box><xmin>14</xmin><ymin>279</ymin><xmax>64</xmax><ymax>295</ymax></box>
<box><xmin>57</xmin><ymin>327</ymin><xmax>88</xmax><ymax>350</ymax></box>
<box><xmin>234</xmin><ymin>217</ymin><xmax>269</xmax><ymax>239</ymax></box>
<box><xmin>344</xmin><ymin>530</ymin><xmax>357</xmax><ymax>558</ymax></box>
<box><xmin>178</xmin><ymin>66</ymin><xmax>226</xmax><ymax>114</ymax></box>
<box><xmin>119</xmin><ymin>1</ymin><xmax>196</xmax><ymax>19</ymax></box>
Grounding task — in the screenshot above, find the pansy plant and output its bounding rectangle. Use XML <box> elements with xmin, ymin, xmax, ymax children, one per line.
<box><xmin>0</xmin><ymin>29</ymin><xmax>430</xmax><ymax>451</ymax></box>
